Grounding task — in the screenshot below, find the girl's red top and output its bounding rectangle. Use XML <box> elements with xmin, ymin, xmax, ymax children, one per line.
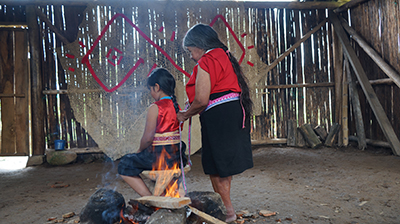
<box><xmin>154</xmin><ymin>99</ymin><xmax>180</xmax><ymax>133</ymax></box>
<box><xmin>186</xmin><ymin>48</ymin><xmax>241</xmax><ymax>103</ymax></box>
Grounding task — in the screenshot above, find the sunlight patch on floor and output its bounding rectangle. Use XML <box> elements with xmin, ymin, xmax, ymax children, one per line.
<box><xmin>0</xmin><ymin>156</ymin><xmax>29</xmax><ymax>172</ymax></box>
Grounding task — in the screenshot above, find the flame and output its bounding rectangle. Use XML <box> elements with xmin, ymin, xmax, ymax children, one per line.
<box><xmin>119</xmin><ymin>209</ymin><xmax>139</xmax><ymax>224</ymax></box>
<box><xmin>152</xmin><ymin>147</ymin><xmax>181</xmax><ymax>198</ymax></box>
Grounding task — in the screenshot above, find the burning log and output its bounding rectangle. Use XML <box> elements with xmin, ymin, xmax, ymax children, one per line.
<box><xmin>133</xmin><ymin>196</ymin><xmax>191</xmax><ymax>209</ymax></box>
<box><xmin>141</xmin><ymin>163</ymin><xmax>191</xmax><ymax>196</ymax></box>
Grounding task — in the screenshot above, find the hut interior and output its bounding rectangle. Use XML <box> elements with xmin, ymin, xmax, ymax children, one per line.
<box><xmin>1</xmin><ymin>0</ymin><xmax>400</xmax><ymax>223</ymax></box>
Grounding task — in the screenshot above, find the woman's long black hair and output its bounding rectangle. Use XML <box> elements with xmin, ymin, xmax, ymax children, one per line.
<box><xmin>183</xmin><ymin>23</ymin><xmax>253</xmax><ymax>118</ymax></box>
<box><xmin>147</xmin><ymin>68</ymin><xmax>179</xmax><ymax>113</ymax></box>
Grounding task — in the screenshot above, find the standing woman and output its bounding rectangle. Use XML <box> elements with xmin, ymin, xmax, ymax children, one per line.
<box><xmin>177</xmin><ymin>24</ymin><xmax>253</xmax><ymax>223</ymax></box>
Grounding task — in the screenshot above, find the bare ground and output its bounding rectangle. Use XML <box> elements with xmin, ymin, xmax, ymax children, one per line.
<box><xmin>1</xmin><ymin>145</ymin><xmax>400</xmax><ymax>224</ymax></box>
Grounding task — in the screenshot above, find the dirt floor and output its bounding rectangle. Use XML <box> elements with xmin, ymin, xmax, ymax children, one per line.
<box><xmin>1</xmin><ymin>145</ymin><xmax>400</xmax><ymax>224</ymax></box>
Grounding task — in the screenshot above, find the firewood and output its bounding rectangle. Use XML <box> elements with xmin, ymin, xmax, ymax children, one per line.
<box><xmin>141</xmin><ymin>165</ymin><xmax>191</xmax><ymax>196</ymax></box>
<box><xmin>188</xmin><ymin>205</ymin><xmax>227</xmax><ymax>224</ymax></box>
<box><xmin>325</xmin><ymin>123</ymin><xmax>340</xmax><ymax>147</ymax></box>
<box><xmin>298</xmin><ymin>124</ymin><xmax>322</xmax><ymax>148</ymax></box>
<box><xmin>133</xmin><ymin>196</ymin><xmax>191</xmax><ymax>209</ymax></box>
<box><xmin>313</xmin><ymin>125</ymin><xmax>328</xmax><ymax>141</ymax></box>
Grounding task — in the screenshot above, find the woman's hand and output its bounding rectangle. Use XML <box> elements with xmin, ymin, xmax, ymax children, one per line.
<box><xmin>178</xmin><ymin>66</ymin><xmax>210</xmax><ymax>122</ymax></box>
<box><xmin>177</xmin><ymin>111</ymin><xmax>188</xmax><ymax>122</ymax></box>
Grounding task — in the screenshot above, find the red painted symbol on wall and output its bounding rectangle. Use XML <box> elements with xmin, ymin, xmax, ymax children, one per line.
<box><xmin>81</xmin><ymin>13</ymin><xmax>190</xmax><ymax>93</ymax></box>
<box><xmin>106</xmin><ymin>47</ymin><xmax>124</xmax><ymax>67</ymax></box>
<box><xmin>210</xmin><ymin>15</ymin><xmax>246</xmax><ymax>65</ymax></box>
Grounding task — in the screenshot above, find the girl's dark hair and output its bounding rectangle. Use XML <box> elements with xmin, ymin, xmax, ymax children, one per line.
<box><xmin>183</xmin><ymin>24</ymin><xmax>253</xmax><ymax>118</ymax></box>
<box><xmin>147</xmin><ymin>68</ymin><xmax>179</xmax><ymax>113</ymax></box>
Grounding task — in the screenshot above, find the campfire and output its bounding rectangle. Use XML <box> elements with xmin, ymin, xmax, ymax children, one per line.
<box><xmin>119</xmin><ymin>147</ymin><xmax>194</xmax><ymax>223</ymax></box>
<box><xmin>80</xmin><ymin>147</ymin><xmax>228</xmax><ymax>224</ymax></box>
<box><xmin>144</xmin><ymin>147</ymin><xmax>186</xmax><ymax>197</ymax></box>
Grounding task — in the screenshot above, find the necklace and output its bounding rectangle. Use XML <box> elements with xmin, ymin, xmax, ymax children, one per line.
<box><xmin>160</xmin><ymin>96</ymin><xmax>171</xmax><ymax>100</ymax></box>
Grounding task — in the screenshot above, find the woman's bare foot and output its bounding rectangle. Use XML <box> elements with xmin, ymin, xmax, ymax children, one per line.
<box><xmin>225</xmin><ymin>213</ymin><xmax>237</xmax><ymax>223</ymax></box>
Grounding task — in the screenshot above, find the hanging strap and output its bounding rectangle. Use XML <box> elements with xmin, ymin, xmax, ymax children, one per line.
<box><xmin>178</xmin><ymin>103</ymin><xmax>193</xmax><ymax>195</ymax></box>
<box><xmin>179</xmin><ymin>122</ymin><xmax>188</xmax><ymax>194</ymax></box>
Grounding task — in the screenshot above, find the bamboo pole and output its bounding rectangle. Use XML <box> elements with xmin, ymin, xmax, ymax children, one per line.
<box><xmin>257</xmin><ymin>19</ymin><xmax>329</xmax><ymax>85</ymax></box>
<box><xmin>339</xmin><ymin>17</ymin><xmax>400</xmax><ymax>89</ymax></box>
<box><xmin>26</xmin><ymin>6</ymin><xmax>45</xmax><ymax>156</ymax></box>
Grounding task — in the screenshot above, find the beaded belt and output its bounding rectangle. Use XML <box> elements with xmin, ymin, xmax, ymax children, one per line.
<box><xmin>152</xmin><ymin>130</ymin><xmax>180</xmax><ymax>146</ymax></box>
<box><xmin>204</xmin><ymin>92</ymin><xmax>240</xmax><ymax>112</ymax></box>
<box><xmin>203</xmin><ymin>92</ymin><xmax>245</xmax><ymax>128</ymax></box>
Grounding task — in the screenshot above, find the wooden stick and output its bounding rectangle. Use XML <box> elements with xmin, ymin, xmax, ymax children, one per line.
<box><xmin>142</xmin><ymin>166</ymin><xmax>191</xmax><ymax>196</ymax></box>
<box><xmin>134</xmin><ymin>196</ymin><xmax>191</xmax><ymax>209</ymax></box>
<box><xmin>3</xmin><ymin>0</ymin><xmax>345</xmax><ymax>9</ymax></box>
<box><xmin>35</xmin><ymin>8</ymin><xmax>71</xmax><ymax>44</ymax></box>
<box><xmin>251</xmin><ymin>138</ymin><xmax>287</xmax><ymax>145</ymax></box>
<box><xmin>334</xmin><ymin>0</ymin><xmax>371</xmax><ymax>13</ymax></box>
<box><xmin>346</xmin><ymin>55</ymin><xmax>367</xmax><ymax>150</ymax></box>
<box><xmin>339</xmin><ymin>16</ymin><xmax>400</xmax><ymax>89</ymax></box>
<box><xmin>333</xmin><ymin>26</ymin><xmax>343</xmax><ymax>126</ymax></box>
<box><xmin>330</xmin><ymin>12</ymin><xmax>400</xmax><ymax>155</ymax></box>
<box><xmin>256</xmin><ymin>19</ymin><xmax>328</xmax><ymax>85</ymax></box>
<box><xmin>287</xmin><ymin>120</ymin><xmax>297</xmax><ymax>147</ymax></box>
<box><xmin>0</xmin><ymin>94</ymin><xmax>25</xmax><ymax>98</ymax></box>
<box><xmin>368</xmin><ymin>78</ymin><xmax>394</xmax><ymax>85</ymax></box>
<box><xmin>188</xmin><ymin>206</ymin><xmax>227</xmax><ymax>224</ymax></box>
<box><xmin>259</xmin><ymin>82</ymin><xmax>334</xmax><ymax>91</ymax></box>
<box><xmin>342</xmin><ymin>57</ymin><xmax>349</xmax><ymax>147</ymax></box>
<box><xmin>349</xmin><ymin>136</ymin><xmax>391</xmax><ymax>149</ymax></box>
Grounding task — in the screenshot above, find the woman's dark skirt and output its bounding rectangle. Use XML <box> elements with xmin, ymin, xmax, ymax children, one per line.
<box><xmin>118</xmin><ymin>142</ymin><xmax>187</xmax><ymax>177</ymax></box>
<box><xmin>200</xmin><ymin>92</ymin><xmax>253</xmax><ymax>178</ymax></box>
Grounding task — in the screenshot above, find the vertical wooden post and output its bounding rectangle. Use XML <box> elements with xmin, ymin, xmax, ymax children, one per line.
<box><xmin>345</xmin><ymin>55</ymin><xmax>367</xmax><ymax>150</ymax></box>
<box><xmin>342</xmin><ymin>57</ymin><xmax>349</xmax><ymax>146</ymax></box>
<box><xmin>333</xmin><ymin>25</ymin><xmax>343</xmax><ymax>146</ymax></box>
<box><xmin>287</xmin><ymin>119</ymin><xmax>297</xmax><ymax>147</ymax></box>
<box><xmin>26</xmin><ymin>6</ymin><xmax>45</xmax><ymax>155</ymax></box>
<box><xmin>330</xmin><ymin>12</ymin><xmax>400</xmax><ymax>156</ymax></box>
